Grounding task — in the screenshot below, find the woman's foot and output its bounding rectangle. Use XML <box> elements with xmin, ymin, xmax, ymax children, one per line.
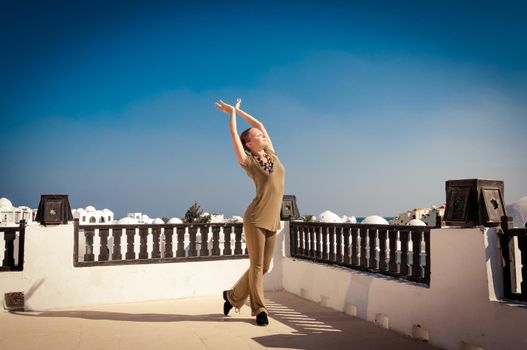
<box><xmin>256</xmin><ymin>311</ymin><xmax>269</xmax><ymax>326</ymax></box>
<box><xmin>223</xmin><ymin>291</ymin><xmax>233</xmax><ymax>316</ymax></box>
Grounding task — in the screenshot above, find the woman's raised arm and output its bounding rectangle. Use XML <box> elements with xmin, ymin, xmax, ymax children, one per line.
<box><xmin>235</xmin><ymin>99</ymin><xmax>275</xmax><ymax>152</ymax></box>
<box><xmin>215</xmin><ymin>100</ymin><xmax>247</xmax><ymax>165</ymax></box>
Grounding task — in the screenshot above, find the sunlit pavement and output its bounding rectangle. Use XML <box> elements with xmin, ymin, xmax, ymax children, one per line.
<box><xmin>0</xmin><ymin>291</ymin><xmax>442</xmax><ymax>350</ymax></box>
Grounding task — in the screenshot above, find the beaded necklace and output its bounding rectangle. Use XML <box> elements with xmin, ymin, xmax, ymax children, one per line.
<box><xmin>256</xmin><ymin>152</ymin><xmax>274</xmax><ymax>174</ymax></box>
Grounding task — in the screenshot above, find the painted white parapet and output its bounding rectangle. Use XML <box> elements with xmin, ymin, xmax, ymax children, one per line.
<box><xmin>282</xmin><ymin>227</ymin><xmax>527</xmax><ymax>350</ymax></box>
<box><xmin>0</xmin><ymin>222</ymin><xmax>285</xmax><ymax>310</ymax></box>
<box><xmin>2</xmin><ymin>222</ymin><xmax>526</xmax><ymax>350</ymax></box>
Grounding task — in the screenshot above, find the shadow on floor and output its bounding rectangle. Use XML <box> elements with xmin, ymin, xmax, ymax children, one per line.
<box><xmin>10</xmin><ymin>309</ymin><xmax>254</xmax><ymax>324</ymax></box>
<box><xmin>252</xmin><ymin>292</ymin><xmax>443</xmax><ymax>350</ymax></box>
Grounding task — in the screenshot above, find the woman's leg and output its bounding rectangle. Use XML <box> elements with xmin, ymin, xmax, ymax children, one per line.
<box><xmin>227</xmin><ymin>225</ymin><xmax>277</xmax><ymax>316</ymax></box>
<box><xmin>227</xmin><ymin>222</ymin><xmax>263</xmax><ymax>310</ymax></box>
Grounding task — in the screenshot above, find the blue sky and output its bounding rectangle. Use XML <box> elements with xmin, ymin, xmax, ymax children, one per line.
<box><xmin>1</xmin><ymin>0</ymin><xmax>526</xmax><ymax>218</ymax></box>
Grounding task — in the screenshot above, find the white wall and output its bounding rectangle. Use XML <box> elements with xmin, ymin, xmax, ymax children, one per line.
<box><xmin>0</xmin><ymin>223</ymin><xmax>286</xmax><ymax>310</ymax></box>
<box><xmin>282</xmin><ymin>227</ymin><xmax>527</xmax><ymax>350</ymax></box>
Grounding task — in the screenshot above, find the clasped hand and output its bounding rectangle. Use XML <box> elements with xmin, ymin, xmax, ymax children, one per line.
<box><xmin>215</xmin><ymin>98</ymin><xmax>242</xmax><ymax>114</ymax></box>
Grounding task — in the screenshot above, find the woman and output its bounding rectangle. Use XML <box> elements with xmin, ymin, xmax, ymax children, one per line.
<box><xmin>215</xmin><ymin>98</ymin><xmax>285</xmax><ymax>326</ymax></box>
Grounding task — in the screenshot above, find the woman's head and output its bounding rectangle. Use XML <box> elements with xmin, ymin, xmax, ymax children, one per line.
<box><xmin>240</xmin><ymin>128</ymin><xmax>267</xmax><ymax>153</ymax></box>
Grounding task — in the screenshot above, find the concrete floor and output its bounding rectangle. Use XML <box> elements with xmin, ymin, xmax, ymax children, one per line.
<box><xmin>0</xmin><ymin>291</ymin><xmax>442</xmax><ymax>350</ymax></box>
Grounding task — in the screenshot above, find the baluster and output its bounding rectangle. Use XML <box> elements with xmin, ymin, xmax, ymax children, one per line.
<box><xmin>305</xmin><ymin>225</ymin><xmax>310</xmax><ymax>258</ymax></box>
<box><xmin>223</xmin><ymin>226</ymin><xmax>232</xmax><ymax>255</ymax></box>
<box><xmin>388</xmin><ymin>229</ymin><xmax>398</xmax><ymax>274</ymax></box>
<box><xmin>359</xmin><ymin>228</ymin><xmax>368</xmax><ymax>268</ymax></box>
<box><xmin>329</xmin><ymin>226</ymin><xmax>336</xmax><ymax>262</ymax></box>
<box><xmin>290</xmin><ymin>224</ymin><xmax>298</xmax><ymax>256</ymax></box>
<box><xmin>211</xmin><ymin>225</ymin><xmax>221</xmax><ymax>256</ymax></box>
<box><xmin>125</xmin><ymin>228</ymin><xmax>136</xmax><ymax>260</ymax></box>
<box><xmin>175</xmin><ymin>226</ymin><xmax>185</xmax><ymax>257</ymax></box>
<box><xmin>316</xmin><ymin>226</ymin><xmax>322</xmax><ymax>260</ymax></box>
<box><xmin>152</xmin><ymin>227</ymin><xmax>161</xmax><ymax>259</ymax></box>
<box><xmin>199</xmin><ymin>225</ymin><xmax>210</xmax><ymax>256</ymax></box>
<box><xmin>424</xmin><ymin>230</ymin><xmax>431</xmax><ymax>284</ymax></box>
<box><xmin>296</xmin><ymin>224</ymin><xmax>302</xmax><ymax>256</ymax></box>
<box><xmin>85</xmin><ymin>228</ymin><xmax>95</xmax><ymax>262</ymax></box>
<box><xmin>343</xmin><ymin>226</ymin><xmax>351</xmax><ymax>266</ymax></box>
<box><xmin>112</xmin><ymin>228</ymin><xmax>122</xmax><ymax>260</ymax></box>
<box><xmin>411</xmin><ymin>231</ymin><xmax>421</xmax><ymax>279</ymax></box>
<box><xmin>188</xmin><ymin>226</ymin><xmax>198</xmax><ymax>257</ymax></box>
<box><xmin>98</xmin><ymin>228</ymin><xmax>110</xmax><ymax>261</ymax></box>
<box><xmin>2</xmin><ymin>231</ymin><xmax>16</xmax><ymax>268</ymax></box>
<box><xmin>336</xmin><ymin>226</ymin><xmax>343</xmax><ymax>263</ymax></box>
<box><xmin>368</xmin><ymin>228</ymin><xmax>377</xmax><ymax>269</ymax></box>
<box><xmin>300</xmin><ymin>226</ymin><xmax>309</xmax><ymax>256</ymax></box>
<box><xmin>378</xmin><ymin>229</ymin><xmax>387</xmax><ymax>272</ymax></box>
<box><xmin>351</xmin><ymin>227</ymin><xmax>359</xmax><ymax>266</ymax></box>
<box><xmin>517</xmin><ymin>234</ymin><xmax>527</xmax><ymax>297</ymax></box>
<box><xmin>399</xmin><ymin>230</ymin><xmax>409</xmax><ymax>276</ymax></box>
<box><xmin>139</xmin><ymin>227</ymin><xmax>149</xmax><ymax>259</ymax></box>
<box><xmin>234</xmin><ymin>224</ymin><xmax>243</xmax><ymax>255</ymax></box>
<box><xmin>320</xmin><ymin>225</ymin><xmax>328</xmax><ymax>261</ymax></box>
<box><xmin>165</xmin><ymin>227</ymin><xmax>175</xmax><ymax>258</ymax></box>
<box><xmin>308</xmin><ymin>225</ymin><xmax>315</xmax><ymax>258</ymax></box>
<box><xmin>302</xmin><ymin>225</ymin><xmax>308</xmax><ymax>258</ymax></box>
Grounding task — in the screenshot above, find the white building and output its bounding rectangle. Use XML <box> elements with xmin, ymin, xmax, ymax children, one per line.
<box><xmin>392</xmin><ymin>204</ymin><xmax>445</xmax><ymax>226</ymax></box>
<box><xmin>73</xmin><ymin>206</ymin><xmax>114</xmax><ymax>225</ymax></box>
<box><xmin>0</xmin><ymin>197</ymin><xmax>36</xmax><ymax>226</ymax></box>
<box><xmin>203</xmin><ymin>212</ymin><xmax>225</xmax><ymax>223</ymax></box>
<box><xmin>124</xmin><ymin>213</ymin><xmax>164</xmax><ymax>224</ymax></box>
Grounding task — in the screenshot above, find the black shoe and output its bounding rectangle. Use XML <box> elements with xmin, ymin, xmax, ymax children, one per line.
<box><xmin>223</xmin><ymin>291</ymin><xmax>233</xmax><ymax>316</ymax></box>
<box><xmin>256</xmin><ymin>311</ymin><xmax>269</xmax><ymax>326</ymax></box>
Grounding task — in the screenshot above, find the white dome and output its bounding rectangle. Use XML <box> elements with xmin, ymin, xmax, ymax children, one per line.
<box><xmin>0</xmin><ymin>197</ymin><xmax>13</xmax><ymax>210</ymax></box>
<box><xmin>141</xmin><ymin>214</ymin><xmax>150</xmax><ymax>221</ymax></box>
<box><xmin>408</xmin><ymin>219</ymin><xmax>427</xmax><ymax>226</ymax></box>
<box><xmin>167</xmin><ymin>217</ymin><xmax>183</xmax><ymax>224</ymax></box>
<box><xmin>117</xmin><ymin>217</ymin><xmax>139</xmax><ymax>224</ymax></box>
<box><xmin>76</xmin><ymin>208</ymin><xmax>86</xmax><ymax>213</ymax></box>
<box><xmin>85</xmin><ymin>206</ymin><xmax>96</xmax><ymax>212</ymax></box>
<box><xmin>144</xmin><ymin>218</ymin><xmax>155</xmax><ymax>224</ymax></box>
<box><xmin>362</xmin><ymin>215</ymin><xmax>389</xmax><ymax>225</ymax></box>
<box><xmin>319</xmin><ymin>210</ymin><xmax>343</xmax><ymax>223</ymax></box>
<box><xmin>152</xmin><ymin>218</ymin><xmax>164</xmax><ymax>224</ymax></box>
<box><xmin>342</xmin><ymin>215</ymin><xmax>357</xmax><ymax>223</ymax></box>
<box><xmin>102</xmin><ymin>208</ymin><xmax>112</xmax><ymax>214</ymax></box>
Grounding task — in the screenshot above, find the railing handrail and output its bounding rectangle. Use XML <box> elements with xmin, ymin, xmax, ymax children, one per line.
<box><xmin>501</xmin><ymin>227</ymin><xmax>527</xmax><ymax>236</ymax></box>
<box><xmin>77</xmin><ymin>222</ymin><xmax>243</xmax><ymax>230</ymax></box>
<box><xmin>292</xmin><ymin>221</ymin><xmax>431</xmax><ymax>230</ymax></box>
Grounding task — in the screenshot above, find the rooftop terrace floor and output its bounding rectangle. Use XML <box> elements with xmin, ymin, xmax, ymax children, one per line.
<box><xmin>1</xmin><ymin>291</ymin><xmax>442</xmax><ymax>350</ymax></box>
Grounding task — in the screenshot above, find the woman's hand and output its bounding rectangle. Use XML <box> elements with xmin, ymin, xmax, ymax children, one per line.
<box><xmin>215</xmin><ymin>100</ymin><xmax>235</xmax><ymax>114</ymax></box>
<box><xmin>235</xmin><ymin>98</ymin><xmax>242</xmax><ymax>110</ymax></box>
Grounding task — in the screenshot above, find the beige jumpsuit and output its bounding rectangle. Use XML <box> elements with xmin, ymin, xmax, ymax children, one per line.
<box><xmin>226</xmin><ymin>146</ymin><xmax>285</xmax><ymax>316</ymax></box>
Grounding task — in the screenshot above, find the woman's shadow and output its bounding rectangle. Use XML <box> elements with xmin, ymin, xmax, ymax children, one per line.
<box><xmin>10</xmin><ymin>309</ymin><xmax>254</xmax><ymax>324</ymax></box>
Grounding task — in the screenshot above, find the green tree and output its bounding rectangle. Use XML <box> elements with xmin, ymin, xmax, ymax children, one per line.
<box><xmin>183</xmin><ymin>202</ymin><xmax>211</xmax><ymax>224</ymax></box>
